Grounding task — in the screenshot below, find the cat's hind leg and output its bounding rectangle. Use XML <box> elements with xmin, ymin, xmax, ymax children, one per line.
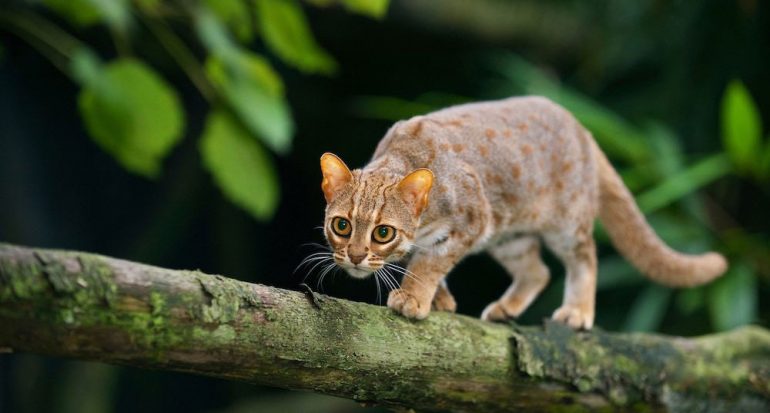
<box><xmin>542</xmin><ymin>223</ymin><xmax>597</xmax><ymax>330</ymax></box>
<box><xmin>481</xmin><ymin>236</ymin><xmax>551</xmax><ymax>322</ymax></box>
<box><xmin>432</xmin><ymin>279</ymin><xmax>457</xmax><ymax>312</ymax></box>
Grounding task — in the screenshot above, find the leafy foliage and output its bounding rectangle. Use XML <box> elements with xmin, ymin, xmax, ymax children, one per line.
<box><xmin>200</xmin><ymin>110</ymin><xmax>279</xmax><ymax>220</ymax></box>
<box><xmin>709</xmin><ymin>263</ymin><xmax>758</xmax><ymax>331</ymax></box>
<box><xmin>77</xmin><ymin>57</ymin><xmax>184</xmax><ymax>177</ymax></box>
<box><xmin>10</xmin><ymin>0</ymin><xmax>390</xmax><ymax>220</ymax></box>
<box><xmin>256</xmin><ymin>0</ymin><xmax>338</xmax><ymax>74</ymax></box>
<box><xmin>721</xmin><ymin>80</ymin><xmax>770</xmax><ymax>180</ymax></box>
<box><xmin>42</xmin><ymin>0</ymin><xmax>102</xmax><ymax>27</ymax></box>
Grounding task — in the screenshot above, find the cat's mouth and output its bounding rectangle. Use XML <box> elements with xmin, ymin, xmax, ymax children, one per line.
<box><xmin>345</xmin><ymin>267</ymin><xmax>372</xmax><ymax>278</ymax></box>
<box><xmin>339</xmin><ymin>264</ymin><xmax>377</xmax><ymax>279</ymax></box>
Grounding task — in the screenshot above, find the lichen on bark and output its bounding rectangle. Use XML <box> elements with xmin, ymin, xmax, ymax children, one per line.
<box><xmin>0</xmin><ymin>243</ymin><xmax>768</xmax><ymax>412</ymax></box>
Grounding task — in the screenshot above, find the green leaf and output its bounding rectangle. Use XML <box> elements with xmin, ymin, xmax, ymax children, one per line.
<box><xmin>196</xmin><ymin>8</ymin><xmax>294</xmax><ymax>153</ymax></box>
<box><xmin>341</xmin><ymin>0</ymin><xmax>390</xmax><ymax>19</ymax></box>
<box><xmin>196</xmin><ymin>7</ymin><xmax>239</xmax><ymax>53</ymax></box>
<box><xmin>88</xmin><ymin>0</ymin><xmax>130</xmax><ymax>31</ymax></box>
<box><xmin>645</xmin><ymin>121</ymin><xmax>683</xmax><ymax>177</ymax></box>
<box><xmin>200</xmin><ymin>110</ymin><xmax>280</xmax><ymax>220</ymax></box>
<box><xmin>205</xmin><ymin>52</ymin><xmax>293</xmax><ymax>154</ymax></box>
<box><xmin>255</xmin><ymin>0</ymin><xmax>338</xmax><ymax>74</ymax></box>
<box><xmin>636</xmin><ymin>153</ymin><xmax>732</xmax><ymax>214</ymax></box>
<box><xmin>708</xmin><ymin>263</ymin><xmax>757</xmax><ymax>331</ymax></box>
<box><xmin>43</xmin><ymin>0</ymin><xmax>102</xmax><ymax>27</ymax></box>
<box><xmin>70</xmin><ymin>47</ymin><xmax>102</xmax><ymax>86</ymax></box>
<box><xmin>43</xmin><ymin>0</ymin><xmax>130</xmax><ymax>30</ymax></box>
<box><xmin>204</xmin><ymin>0</ymin><xmax>254</xmax><ymax>42</ymax></box>
<box><xmin>78</xmin><ymin>59</ymin><xmax>184</xmax><ymax>177</ymax></box>
<box><xmin>721</xmin><ymin>80</ymin><xmax>762</xmax><ymax>172</ymax></box>
<box><xmin>622</xmin><ymin>285</ymin><xmax>671</xmax><ymax>332</ymax></box>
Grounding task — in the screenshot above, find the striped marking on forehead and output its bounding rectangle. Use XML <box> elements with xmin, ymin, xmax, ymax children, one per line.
<box><xmin>350</xmin><ymin>176</ymin><xmax>392</xmax><ymax>230</ymax></box>
<box><xmin>348</xmin><ymin>177</ymin><xmax>367</xmax><ymax>219</ymax></box>
<box><xmin>374</xmin><ymin>182</ymin><xmax>398</xmax><ymax>224</ymax></box>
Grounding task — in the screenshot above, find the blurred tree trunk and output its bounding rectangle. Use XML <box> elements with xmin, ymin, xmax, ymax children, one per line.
<box><xmin>0</xmin><ymin>243</ymin><xmax>768</xmax><ymax>412</ymax></box>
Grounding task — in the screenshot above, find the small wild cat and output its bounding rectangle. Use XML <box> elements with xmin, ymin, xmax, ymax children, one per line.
<box><xmin>318</xmin><ymin>96</ymin><xmax>727</xmax><ymax>329</ymax></box>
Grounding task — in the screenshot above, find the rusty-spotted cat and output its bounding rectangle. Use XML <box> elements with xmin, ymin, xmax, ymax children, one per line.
<box><xmin>318</xmin><ymin>96</ymin><xmax>726</xmax><ymax>329</ymax></box>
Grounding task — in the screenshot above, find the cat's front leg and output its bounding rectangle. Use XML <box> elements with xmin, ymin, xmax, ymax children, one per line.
<box><xmin>387</xmin><ymin>252</ymin><xmax>458</xmax><ymax>320</ymax></box>
<box><xmin>432</xmin><ymin>279</ymin><xmax>457</xmax><ymax>312</ymax></box>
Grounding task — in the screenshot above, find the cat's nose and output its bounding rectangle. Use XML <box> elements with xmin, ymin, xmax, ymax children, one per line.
<box><xmin>348</xmin><ymin>252</ymin><xmax>367</xmax><ymax>265</ymax></box>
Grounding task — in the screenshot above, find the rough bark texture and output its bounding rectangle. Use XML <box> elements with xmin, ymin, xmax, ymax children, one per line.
<box><xmin>0</xmin><ymin>243</ymin><xmax>768</xmax><ymax>412</ymax></box>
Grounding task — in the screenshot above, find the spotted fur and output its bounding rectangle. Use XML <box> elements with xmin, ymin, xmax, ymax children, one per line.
<box><xmin>320</xmin><ymin>96</ymin><xmax>727</xmax><ymax>329</ymax></box>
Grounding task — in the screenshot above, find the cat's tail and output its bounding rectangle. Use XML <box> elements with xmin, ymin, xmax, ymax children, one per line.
<box><xmin>595</xmin><ymin>145</ymin><xmax>727</xmax><ymax>287</ymax></box>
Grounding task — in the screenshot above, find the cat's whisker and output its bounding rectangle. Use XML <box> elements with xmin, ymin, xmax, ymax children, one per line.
<box><xmin>410</xmin><ymin>243</ymin><xmax>430</xmax><ymax>251</ymax></box>
<box><xmin>300</xmin><ymin>241</ymin><xmax>330</xmax><ymax>250</ymax></box>
<box><xmin>297</xmin><ymin>249</ymin><xmax>331</xmax><ymax>260</ymax></box>
<box><xmin>302</xmin><ymin>257</ymin><xmax>334</xmax><ymax>284</ymax></box>
<box><xmin>379</xmin><ymin>266</ymin><xmax>406</xmax><ymax>303</ymax></box>
<box><xmin>316</xmin><ymin>262</ymin><xmax>337</xmax><ymax>292</ymax></box>
<box><xmin>380</xmin><ymin>268</ymin><xmax>396</xmax><ymax>295</ymax></box>
<box><xmin>385</xmin><ymin>263</ymin><xmax>427</xmax><ymax>288</ymax></box>
<box><xmin>295</xmin><ymin>253</ymin><xmax>332</xmax><ymax>275</ymax></box>
<box><xmin>379</xmin><ymin>266</ymin><xmax>398</xmax><ymax>291</ymax></box>
<box><xmin>373</xmin><ymin>269</ymin><xmax>383</xmax><ymax>305</ymax></box>
<box><xmin>382</xmin><ymin>273</ymin><xmax>400</xmax><ymax>298</ymax></box>
<box><xmin>317</xmin><ymin>261</ymin><xmax>339</xmax><ymax>292</ymax></box>
<box><xmin>315</xmin><ymin>264</ymin><xmax>332</xmax><ymax>292</ymax></box>
<box><xmin>296</xmin><ymin>251</ymin><xmax>332</xmax><ymax>265</ymax></box>
<box><xmin>298</xmin><ymin>257</ymin><xmax>333</xmax><ymax>276</ymax></box>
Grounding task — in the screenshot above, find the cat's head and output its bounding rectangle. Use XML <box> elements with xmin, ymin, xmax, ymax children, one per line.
<box><xmin>319</xmin><ymin>152</ymin><xmax>433</xmax><ymax>278</ymax></box>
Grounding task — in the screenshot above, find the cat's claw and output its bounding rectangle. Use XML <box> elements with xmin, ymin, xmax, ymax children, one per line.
<box><xmin>388</xmin><ymin>289</ymin><xmax>430</xmax><ymax>320</ymax></box>
<box><xmin>551</xmin><ymin>305</ymin><xmax>594</xmax><ymax>330</ymax></box>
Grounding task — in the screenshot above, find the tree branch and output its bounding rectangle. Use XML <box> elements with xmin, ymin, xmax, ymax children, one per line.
<box><xmin>0</xmin><ymin>243</ymin><xmax>768</xmax><ymax>412</ymax></box>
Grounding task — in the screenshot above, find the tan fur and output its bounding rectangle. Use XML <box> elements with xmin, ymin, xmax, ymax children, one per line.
<box><xmin>319</xmin><ymin>96</ymin><xmax>727</xmax><ymax>329</ymax></box>
<box><xmin>595</xmin><ymin>148</ymin><xmax>728</xmax><ymax>287</ymax></box>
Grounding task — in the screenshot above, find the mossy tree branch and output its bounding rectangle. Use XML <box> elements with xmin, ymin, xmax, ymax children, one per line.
<box><xmin>0</xmin><ymin>243</ymin><xmax>768</xmax><ymax>412</ymax></box>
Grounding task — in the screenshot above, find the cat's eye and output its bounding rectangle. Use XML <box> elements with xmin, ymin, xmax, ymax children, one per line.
<box><xmin>372</xmin><ymin>225</ymin><xmax>396</xmax><ymax>243</ymax></box>
<box><xmin>331</xmin><ymin>217</ymin><xmax>352</xmax><ymax>237</ymax></box>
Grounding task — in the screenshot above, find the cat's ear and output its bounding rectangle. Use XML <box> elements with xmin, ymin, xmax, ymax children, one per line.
<box><xmin>398</xmin><ymin>168</ymin><xmax>434</xmax><ymax>216</ymax></box>
<box><xmin>320</xmin><ymin>152</ymin><xmax>353</xmax><ymax>203</ymax></box>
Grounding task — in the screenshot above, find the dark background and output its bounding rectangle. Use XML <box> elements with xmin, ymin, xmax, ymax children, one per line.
<box><xmin>1</xmin><ymin>1</ymin><xmax>768</xmax><ymax>412</ymax></box>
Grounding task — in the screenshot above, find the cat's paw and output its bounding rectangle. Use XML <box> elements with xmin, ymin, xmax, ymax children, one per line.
<box><xmin>432</xmin><ymin>289</ymin><xmax>457</xmax><ymax>313</ymax></box>
<box><xmin>388</xmin><ymin>289</ymin><xmax>430</xmax><ymax>320</ymax></box>
<box><xmin>551</xmin><ymin>305</ymin><xmax>594</xmax><ymax>330</ymax></box>
<box><xmin>480</xmin><ymin>301</ymin><xmax>514</xmax><ymax>322</ymax></box>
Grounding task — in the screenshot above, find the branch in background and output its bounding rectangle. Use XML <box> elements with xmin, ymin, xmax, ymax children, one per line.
<box><xmin>0</xmin><ymin>244</ymin><xmax>768</xmax><ymax>412</ymax></box>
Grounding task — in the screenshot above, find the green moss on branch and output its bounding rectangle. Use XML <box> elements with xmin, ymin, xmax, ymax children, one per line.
<box><xmin>0</xmin><ymin>243</ymin><xmax>768</xmax><ymax>412</ymax></box>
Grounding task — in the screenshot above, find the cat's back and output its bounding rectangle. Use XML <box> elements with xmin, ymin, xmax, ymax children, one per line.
<box><xmin>373</xmin><ymin>96</ymin><xmax>589</xmax><ymax>170</ymax></box>
<box><xmin>370</xmin><ymin>96</ymin><xmax>598</xmax><ymax>234</ymax></box>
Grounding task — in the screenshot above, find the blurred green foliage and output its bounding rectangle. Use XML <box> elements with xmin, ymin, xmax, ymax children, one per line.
<box><xmin>0</xmin><ymin>0</ymin><xmax>389</xmax><ymax>220</ymax></box>
<box><xmin>77</xmin><ymin>56</ymin><xmax>184</xmax><ymax>177</ymax></box>
<box><xmin>200</xmin><ymin>110</ymin><xmax>279</xmax><ymax>220</ymax></box>
<box><xmin>722</xmin><ymin>79</ymin><xmax>770</xmax><ymax>180</ymax></box>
